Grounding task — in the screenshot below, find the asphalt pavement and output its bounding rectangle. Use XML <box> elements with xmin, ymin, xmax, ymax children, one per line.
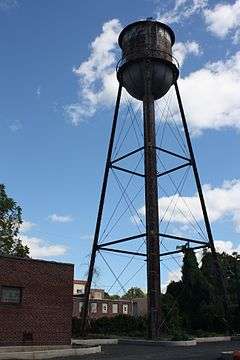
<box><xmin>64</xmin><ymin>341</ymin><xmax>240</xmax><ymax>360</ymax></box>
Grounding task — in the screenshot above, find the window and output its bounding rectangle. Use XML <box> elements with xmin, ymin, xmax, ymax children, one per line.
<box><xmin>91</xmin><ymin>303</ymin><xmax>97</xmax><ymax>313</ymax></box>
<box><xmin>79</xmin><ymin>302</ymin><xmax>84</xmax><ymax>313</ymax></box>
<box><xmin>112</xmin><ymin>304</ymin><xmax>118</xmax><ymax>314</ymax></box>
<box><xmin>123</xmin><ymin>304</ymin><xmax>128</xmax><ymax>314</ymax></box>
<box><xmin>1</xmin><ymin>286</ymin><xmax>21</xmax><ymax>304</ymax></box>
<box><xmin>102</xmin><ymin>303</ymin><xmax>108</xmax><ymax>314</ymax></box>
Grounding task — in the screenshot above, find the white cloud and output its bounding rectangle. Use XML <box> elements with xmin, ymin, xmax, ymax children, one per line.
<box><xmin>215</xmin><ymin>240</ymin><xmax>240</xmax><ymax>255</ymax></box>
<box><xmin>168</xmin><ymin>269</ymin><xmax>182</xmax><ymax>282</ymax></box>
<box><xmin>197</xmin><ymin>239</ymin><xmax>240</xmax><ymax>260</ymax></box>
<box><xmin>66</xmin><ymin>17</ymin><xmax>203</xmax><ymax>126</ymax></box>
<box><xmin>157</xmin><ymin>0</ymin><xmax>207</xmax><ymax>24</ymax></box>
<box><xmin>0</xmin><ymin>0</ymin><xmax>18</xmax><ymax>11</ymax></box>
<box><xmin>36</xmin><ymin>86</ymin><xmax>41</xmax><ymax>98</ymax></box>
<box><xmin>65</xmin><ymin>19</ymin><xmax>122</xmax><ymax>125</ymax></box>
<box><xmin>19</xmin><ymin>219</ymin><xmax>67</xmax><ymax>258</ymax></box>
<box><xmin>177</xmin><ymin>51</ymin><xmax>240</xmax><ymax>133</ymax></box>
<box><xmin>48</xmin><ymin>214</ymin><xmax>73</xmax><ymax>223</ymax></box>
<box><xmin>139</xmin><ymin>179</ymin><xmax>240</xmax><ymax>233</ymax></box>
<box><xmin>9</xmin><ymin>120</ymin><xmax>22</xmax><ymax>132</ymax></box>
<box><xmin>21</xmin><ymin>235</ymin><xmax>67</xmax><ymax>258</ymax></box>
<box><xmin>173</xmin><ymin>41</ymin><xmax>201</xmax><ymax>67</ymax></box>
<box><xmin>20</xmin><ymin>220</ymin><xmax>36</xmax><ymax>233</ymax></box>
<box><xmin>162</xmin><ymin>269</ymin><xmax>182</xmax><ymax>293</ymax></box>
<box><xmin>233</xmin><ymin>28</ymin><xmax>240</xmax><ymax>44</ymax></box>
<box><xmin>66</xmin><ymin>19</ymin><xmax>240</xmax><ymax>134</ymax></box>
<box><xmin>204</xmin><ymin>0</ymin><xmax>240</xmax><ymax>41</ymax></box>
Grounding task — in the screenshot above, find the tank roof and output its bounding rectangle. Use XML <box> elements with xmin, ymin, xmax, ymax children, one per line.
<box><xmin>118</xmin><ymin>20</ymin><xmax>176</xmax><ymax>48</ymax></box>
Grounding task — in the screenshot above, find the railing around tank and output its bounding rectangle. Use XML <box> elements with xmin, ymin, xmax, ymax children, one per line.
<box><xmin>116</xmin><ymin>51</ymin><xmax>180</xmax><ymax>72</ymax></box>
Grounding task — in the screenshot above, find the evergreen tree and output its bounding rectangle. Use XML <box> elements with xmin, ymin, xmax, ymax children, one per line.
<box><xmin>180</xmin><ymin>248</ymin><xmax>211</xmax><ymax>330</ymax></box>
<box><xmin>201</xmin><ymin>251</ymin><xmax>240</xmax><ymax>332</ymax></box>
<box><xmin>161</xmin><ymin>292</ymin><xmax>183</xmax><ymax>333</ymax></box>
<box><xmin>0</xmin><ymin>184</ymin><xmax>29</xmax><ymax>257</ymax></box>
<box><xmin>166</xmin><ymin>279</ymin><xmax>183</xmax><ymax>299</ymax></box>
<box><xmin>165</xmin><ymin>249</ymin><xmax>240</xmax><ymax>333</ymax></box>
<box><xmin>231</xmin><ymin>252</ymin><xmax>240</xmax><ymax>310</ymax></box>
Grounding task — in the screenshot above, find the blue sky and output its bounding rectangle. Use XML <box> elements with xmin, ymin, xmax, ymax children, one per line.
<box><xmin>1</xmin><ymin>0</ymin><xmax>240</xmax><ymax>294</ymax></box>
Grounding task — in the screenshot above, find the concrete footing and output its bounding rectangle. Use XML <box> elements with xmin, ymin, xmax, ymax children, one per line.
<box><xmin>72</xmin><ymin>339</ymin><xmax>118</xmax><ymax>346</ymax></box>
<box><xmin>0</xmin><ymin>345</ymin><xmax>101</xmax><ymax>359</ymax></box>
<box><xmin>119</xmin><ymin>339</ymin><xmax>197</xmax><ymax>346</ymax></box>
<box><xmin>196</xmin><ymin>336</ymin><xmax>231</xmax><ymax>343</ymax></box>
<box><xmin>232</xmin><ymin>336</ymin><xmax>240</xmax><ymax>341</ymax></box>
<box><xmin>221</xmin><ymin>351</ymin><xmax>233</xmax><ymax>360</ymax></box>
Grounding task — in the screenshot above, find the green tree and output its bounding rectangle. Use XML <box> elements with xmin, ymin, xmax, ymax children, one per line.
<box><xmin>161</xmin><ymin>292</ymin><xmax>183</xmax><ymax>334</ymax></box>
<box><xmin>104</xmin><ymin>292</ymin><xmax>120</xmax><ymax>300</ymax></box>
<box><xmin>231</xmin><ymin>252</ymin><xmax>240</xmax><ymax>310</ymax></box>
<box><xmin>166</xmin><ymin>279</ymin><xmax>183</xmax><ymax>299</ymax></box>
<box><xmin>165</xmin><ymin>249</ymin><xmax>240</xmax><ymax>334</ymax></box>
<box><xmin>0</xmin><ymin>184</ymin><xmax>29</xmax><ymax>257</ymax></box>
<box><xmin>122</xmin><ymin>287</ymin><xmax>146</xmax><ymax>299</ymax></box>
<box><xmin>201</xmin><ymin>250</ymin><xmax>240</xmax><ymax>332</ymax></box>
<box><xmin>180</xmin><ymin>248</ymin><xmax>211</xmax><ymax>330</ymax></box>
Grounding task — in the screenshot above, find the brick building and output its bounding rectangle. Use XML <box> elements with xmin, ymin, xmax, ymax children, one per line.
<box><xmin>132</xmin><ymin>297</ymin><xmax>147</xmax><ymax>316</ymax></box>
<box><xmin>73</xmin><ymin>295</ymin><xmax>133</xmax><ymax>319</ymax></box>
<box><xmin>73</xmin><ymin>280</ymin><xmax>104</xmax><ymax>299</ymax></box>
<box><xmin>0</xmin><ymin>256</ymin><xmax>74</xmax><ymax>346</ymax></box>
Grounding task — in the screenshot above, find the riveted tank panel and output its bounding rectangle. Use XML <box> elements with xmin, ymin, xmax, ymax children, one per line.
<box><xmin>117</xmin><ymin>20</ymin><xmax>179</xmax><ymax>100</ymax></box>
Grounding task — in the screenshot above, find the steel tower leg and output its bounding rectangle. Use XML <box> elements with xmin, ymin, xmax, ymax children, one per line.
<box><xmin>81</xmin><ymin>85</ymin><xmax>122</xmax><ymax>336</ymax></box>
<box><xmin>174</xmin><ymin>81</ymin><xmax>231</xmax><ymax>333</ymax></box>
<box><xmin>143</xmin><ymin>61</ymin><xmax>161</xmax><ymax>339</ymax></box>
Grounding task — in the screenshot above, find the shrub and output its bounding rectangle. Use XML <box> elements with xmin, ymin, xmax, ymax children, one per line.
<box><xmin>171</xmin><ymin>330</ymin><xmax>192</xmax><ymax>341</ymax></box>
<box><xmin>91</xmin><ymin>315</ymin><xmax>147</xmax><ymax>337</ymax></box>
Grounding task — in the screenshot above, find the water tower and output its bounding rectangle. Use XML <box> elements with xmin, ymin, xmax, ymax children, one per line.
<box><xmin>81</xmin><ymin>19</ymin><xmax>229</xmax><ymax>339</ymax></box>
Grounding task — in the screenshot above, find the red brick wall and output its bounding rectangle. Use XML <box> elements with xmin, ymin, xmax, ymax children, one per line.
<box><xmin>0</xmin><ymin>256</ymin><xmax>74</xmax><ymax>346</ymax></box>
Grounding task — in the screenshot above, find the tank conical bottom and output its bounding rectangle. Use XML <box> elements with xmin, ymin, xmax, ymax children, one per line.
<box><xmin>117</xmin><ymin>60</ymin><xmax>178</xmax><ymax>101</ymax></box>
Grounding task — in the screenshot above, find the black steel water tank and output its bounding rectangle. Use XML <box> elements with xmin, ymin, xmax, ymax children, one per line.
<box><xmin>117</xmin><ymin>20</ymin><xmax>179</xmax><ymax>101</ymax></box>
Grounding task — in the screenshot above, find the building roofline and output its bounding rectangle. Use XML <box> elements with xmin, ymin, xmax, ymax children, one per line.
<box><xmin>73</xmin><ymin>295</ymin><xmax>132</xmax><ymax>302</ymax></box>
<box><xmin>74</xmin><ymin>280</ymin><xmax>105</xmax><ymax>292</ymax></box>
<box><xmin>74</xmin><ymin>280</ymin><xmax>87</xmax><ymax>284</ymax></box>
<box><xmin>0</xmin><ymin>255</ymin><xmax>74</xmax><ymax>267</ymax></box>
